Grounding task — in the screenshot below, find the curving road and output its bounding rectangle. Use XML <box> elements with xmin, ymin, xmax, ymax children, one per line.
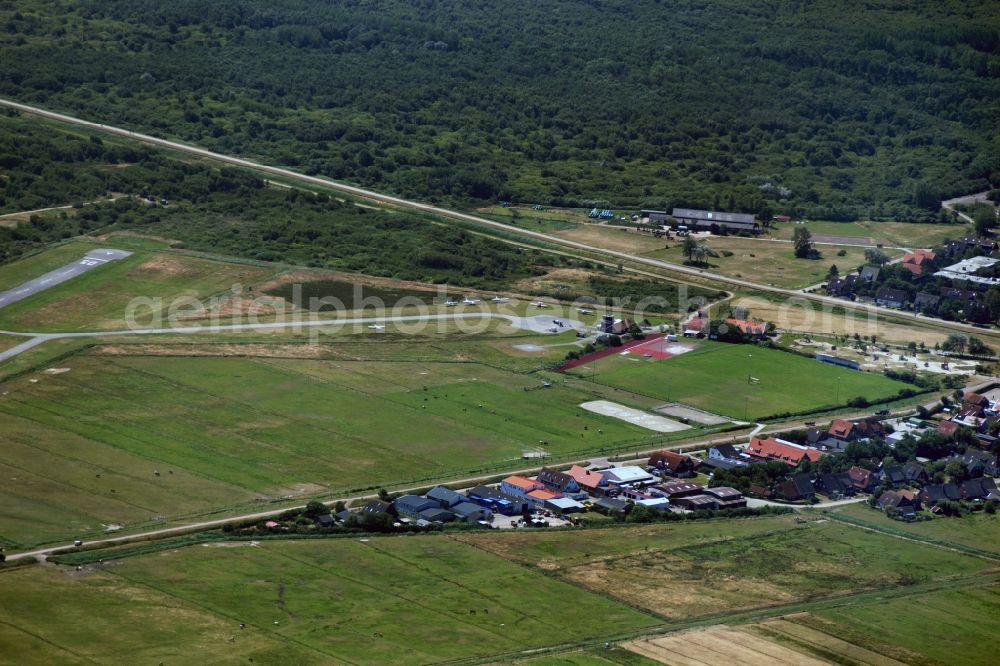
<box><xmin>2</xmin><ymin>98</ymin><xmax>998</xmax><ymax>341</ymax></box>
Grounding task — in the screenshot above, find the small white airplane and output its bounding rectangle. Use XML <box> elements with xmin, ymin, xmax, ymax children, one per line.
<box><xmin>491</xmin><ymin>296</ymin><xmax>509</xmax><ymax>303</ymax></box>
<box><xmin>462</xmin><ymin>296</ymin><xmax>480</xmax><ymax>305</ymax></box>
<box><xmin>444</xmin><ymin>300</ymin><xmax>459</xmax><ymax>307</ymax></box>
<box><xmin>530</xmin><ymin>301</ymin><xmax>548</xmax><ymax>308</ymax></box>
<box><xmin>577</xmin><ymin>308</ymin><xmax>594</xmax><ymax>315</ymax></box>
<box><xmin>367</xmin><ymin>324</ymin><xmax>385</xmax><ymax>330</ymax></box>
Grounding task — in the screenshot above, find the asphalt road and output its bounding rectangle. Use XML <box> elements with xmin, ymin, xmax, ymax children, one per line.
<box><xmin>0</xmin><ymin>248</ymin><xmax>131</xmax><ymax>310</ymax></box>
<box><xmin>3</xmin><ymin>97</ymin><xmax>997</xmax><ymax>341</ymax></box>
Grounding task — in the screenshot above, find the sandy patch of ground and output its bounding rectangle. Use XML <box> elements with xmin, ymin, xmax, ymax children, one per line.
<box><xmin>625</xmin><ymin>626</ymin><xmax>834</xmax><ymax>666</ymax></box>
<box><xmin>511</xmin><ymin>267</ymin><xmax>601</xmax><ymax>296</ymax></box>
<box><xmin>43</xmin><ymin>367</ymin><xmax>71</xmax><ymax>375</ymax></box>
<box><xmin>94</xmin><ymin>230</ymin><xmax>182</xmax><ymax>246</ymax></box>
<box><xmin>580</xmin><ymin>400</ymin><xmax>690</xmax><ymax>432</ymax></box>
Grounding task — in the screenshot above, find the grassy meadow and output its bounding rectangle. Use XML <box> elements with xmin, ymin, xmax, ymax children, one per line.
<box><xmin>0</xmin><ymin>352</ymin><xmax>678</xmax><ymax>547</ymax></box>
<box><xmin>570</xmin><ymin>341</ymin><xmax>909</xmax><ymax>419</ymax></box>
<box><xmin>0</xmin><ymin>241</ymin><xmax>278</xmax><ymax>332</ymax></box>
<box><xmin>0</xmin><ymin>537</ymin><xmax>658</xmax><ymax>665</ymax></box>
<box><xmin>458</xmin><ymin>516</ymin><xmax>991</xmax><ymax>622</ymax></box>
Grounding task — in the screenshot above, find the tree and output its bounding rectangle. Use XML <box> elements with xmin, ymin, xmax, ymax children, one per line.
<box><xmin>942</xmin><ymin>333</ymin><xmax>968</xmax><ymax>353</ymax></box>
<box><xmin>793</xmin><ymin>226</ymin><xmax>813</xmax><ymax>258</ymax></box>
<box><xmin>828</xmin><ymin>264</ymin><xmax>839</xmax><ymax>278</ymax></box>
<box><xmin>975</xmin><ymin>207</ymin><xmax>996</xmax><ymax>238</ymax></box>
<box><xmin>967</xmin><ymin>336</ymin><xmax>994</xmax><ymax>357</ymax></box>
<box><xmin>681</xmin><ymin>235</ymin><xmax>698</xmax><ymax>261</ymax></box>
<box><xmin>864</xmin><ymin>247</ymin><xmax>890</xmax><ymax>265</ymax></box>
<box><xmin>304</xmin><ymin>500</ymin><xmax>327</xmax><ymax>517</ymax></box>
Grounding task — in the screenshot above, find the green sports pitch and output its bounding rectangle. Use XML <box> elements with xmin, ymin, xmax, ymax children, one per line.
<box><xmin>568</xmin><ymin>341</ymin><xmax>911</xmax><ymax>420</ymax></box>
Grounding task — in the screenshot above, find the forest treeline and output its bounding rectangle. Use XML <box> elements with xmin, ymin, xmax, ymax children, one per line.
<box><xmin>0</xmin><ymin>0</ymin><xmax>997</xmax><ymax>220</ymax></box>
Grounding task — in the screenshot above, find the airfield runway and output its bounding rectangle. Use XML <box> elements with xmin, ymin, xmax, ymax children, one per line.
<box><xmin>0</xmin><ymin>248</ymin><xmax>132</xmax><ymax>310</ymax></box>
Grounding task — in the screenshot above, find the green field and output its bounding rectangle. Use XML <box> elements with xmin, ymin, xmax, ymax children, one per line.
<box><xmin>829</xmin><ymin>502</ymin><xmax>1000</xmax><ymax>556</ymax></box>
<box><xmin>571</xmin><ymin>341</ymin><xmax>909</xmax><ymax>419</ymax></box>
<box><xmin>0</xmin><ymin>241</ymin><xmax>278</xmax><ymax>332</ymax></box>
<box><xmin>0</xmin><ymin>537</ymin><xmax>658</xmax><ymax>665</ymax></box>
<box><xmin>808</xmin><ymin>584</ymin><xmax>1000</xmax><ymax>666</ymax></box>
<box><xmin>643</xmin><ymin>237</ymin><xmax>888</xmax><ymax>289</ymax></box>
<box><xmin>0</xmin><ymin>352</ymin><xmax>677</xmax><ymax>547</ymax></box>
<box><xmin>458</xmin><ymin>516</ymin><xmax>990</xmax><ymax>621</ymax></box>
<box><xmin>770</xmin><ymin>220</ymin><xmax>964</xmax><ymax>248</ymax></box>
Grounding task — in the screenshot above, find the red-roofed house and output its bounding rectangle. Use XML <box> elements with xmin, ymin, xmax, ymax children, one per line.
<box><xmin>746</xmin><ymin>436</ymin><xmax>822</xmax><ymax>466</ymax></box>
<box><xmin>526</xmin><ymin>488</ymin><xmax>561</xmax><ymax>507</ymax></box>
<box><xmin>725</xmin><ymin>318</ymin><xmax>767</xmax><ymax>339</ymax></box>
<box><xmin>848</xmin><ymin>466</ymin><xmax>874</xmax><ymax>492</ymax></box>
<box><xmin>937</xmin><ymin>420</ymin><xmax>961</xmax><ymax>438</ymax></box>
<box><xmin>901</xmin><ymin>249</ymin><xmax>935</xmax><ymax>276</ymax></box>
<box><xmin>501</xmin><ymin>476</ymin><xmax>544</xmax><ymax>498</ymax></box>
<box><xmin>647</xmin><ymin>450</ymin><xmax>699</xmax><ymax>477</ymax></box>
<box><xmin>566</xmin><ymin>465</ymin><xmax>610</xmax><ymax>495</ymax></box>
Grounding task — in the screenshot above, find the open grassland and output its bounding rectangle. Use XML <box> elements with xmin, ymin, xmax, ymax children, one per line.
<box><xmin>0</xmin><ymin>537</ymin><xmax>658</xmax><ymax>665</ymax></box>
<box><xmin>770</xmin><ymin>220</ymin><xmax>964</xmax><ymax>248</ymax></box>
<box><xmin>0</xmin><ymin>241</ymin><xmax>278</xmax><ymax>331</ymax></box>
<box><xmin>457</xmin><ymin>517</ymin><xmax>990</xmax><ymax>622</ymax></box>
<box><xmin>644</xmin><ymin>237</ymin><xmax>886</xmax><ymax>289</ymax></box>
<box><xmin>570</xmin><ymin>342</ymin><xmax>908</xmax><ymax>419</ymax></box>
<box><xmin>808</xmin><ymin>584</ymin><xmax>1000</xmax><ymax>666</ymax></box>
<box><xmin>828</xmin><ymin>503</ymin><xmax>1000</xmax><ymax>557</ymax></box>
<box><xmin>0</xmin><ymin>353</ymin><xmax>674</xmax><ymax>547</ymax></box>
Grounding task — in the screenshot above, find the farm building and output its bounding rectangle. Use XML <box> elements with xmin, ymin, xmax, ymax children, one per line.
<box><xmin>670</xmin><ymin>208</ymin><xmax>761</xmax><ymax>234</ymax></box>
<box><xmin>650</xmin><ymin>481</ymin><xmax>703</xmax><ymax>500</ymax></box>
<box><xmin>702</xmin><ymin>486</ymin><xmax>746</xmax><ymax>509</ymax></box>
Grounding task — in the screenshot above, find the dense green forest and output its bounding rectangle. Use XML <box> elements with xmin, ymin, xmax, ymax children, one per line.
<box><xmin>1</xmin><ymin>0</ymin><xmax>998</xmax><ymax>221</ymax></box>
<box><xmin>0</xmin><ymin>114</ymin><xmax>559</xmax><ymax>284</ymax></box>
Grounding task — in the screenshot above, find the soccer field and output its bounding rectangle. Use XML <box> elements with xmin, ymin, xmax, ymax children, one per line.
<box><xmin>571</xmin><ymin>342</ymin><xmax>910</xmax><ymax>419</ymax></box>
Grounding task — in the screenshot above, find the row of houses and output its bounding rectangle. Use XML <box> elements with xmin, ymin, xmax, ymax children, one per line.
<box><xmin>877</xmin><ymin>477</ymin><xmax>1000</xmax><ymax>519</ymax></box>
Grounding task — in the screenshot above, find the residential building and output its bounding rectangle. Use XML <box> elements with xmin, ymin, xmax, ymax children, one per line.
<box><xmin>776</xmin><ymin>474</ymin><xmax>815</xmax><ymax>501</ymax></box>
<box><xmin>826</xmin><ymin>275</ymin><xmax>857</xmax><ymax>298</ymax></box>
<box><xmin>566</xmin><ymin>465</ymin><xmax>611</xmax><ymax>496</ymax></box>
<box><xmin>648</xmin><ymin>450</ymin><xmax>698</xmax><ymax>477</ymax></box>
<box><xmin>746</xmin><ymin>436</ymin><xmax>823</xmax><ymax>466</ymax></box>
<box><xmin>919</xmin><ymin>482</ymin><xmax>962</xmax><ymax>506</ymax></box>
<box><xmin>875</xmin><ymin>287</ymin><xmax>909</xmax><ymax>309</ymax></box>
<box><xmin>526</xmin><ymin>488</ymin><xmax>562</xmax><ymax>507</ymax></box>
<box><xmin>859</xmin><ymin>266</ymin><xmax>881</xmax><ymax>283</ymax></box>
<box><xmin>877</xmin><ymin>489</ymin><xmax>919</xmax><ymax>511</ymax></box>
<box><xmin>501</xmin><ymin>475</ymin><xmax>544</xmax><ymax>498</ymax></box>
<box><xmin>848</xmin><ymin>466</ymin><xmax>874</xmax><ymax>492</ymax></box>
<box><xmin>536</xmin><ymin>467</ymin><xmax>586</xmax><ymax>499</ymax></box>
<box><xmin>901</xmin><ymin>249</ymin><xmax>935</xmax><ymax>276</ymax></box>
<box><xmin>914</xmin><ymin>292</ymin><xmax>941</xmax><ymax>312</ymax></box>
<box><xmin>702</xmin><ymin>486</ymin><xmax>746</xmax><ymax>509</ymax></box>
<box><xmin>816</xmin><ymin>472</ymin><xmax>855</xmax><ymax>497</ymax></box>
